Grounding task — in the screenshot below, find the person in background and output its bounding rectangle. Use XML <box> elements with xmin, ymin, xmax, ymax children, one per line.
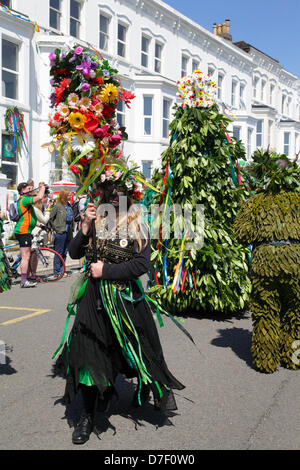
<box><xmin>27</xmin><ymin>179</ymin><xmax>34</xmax><ymax>191</ymax></box>
<box><xmin>27</xmin><ymin>200</ymin><xmax>50</xmax><ymax>281</ymax></box>
<box><xmin>42</xmin><ymin>195</ymin><xmax>49</xmax><ymax>213</ymax></box>
<box><xmin>47</xmin><ymin>192</ymin><xmax>55</xmax><ymax>209</ymax></box>
<box><xmin>14</xmin><ymin>182</ymin><xmax>46</xmax><ymax>288</ymax></box>
<box><xmin>26</xmin><ymin>200</ymin><xmax>51</xmax><ymax>281</ymax></box>
<box><xmin>49</xmin><ymin>189</ymin><xmax>73</xmax><ymax>278</ymax></box>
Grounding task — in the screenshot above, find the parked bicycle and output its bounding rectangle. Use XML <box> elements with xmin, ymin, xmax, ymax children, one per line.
<box><xmin>4</xmin><ymin>227</ymin><xmax>66</xmax><ymax>283</ymax></box>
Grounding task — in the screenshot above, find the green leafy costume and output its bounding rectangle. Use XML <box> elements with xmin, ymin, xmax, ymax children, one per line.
<box><xmin>148</xmin><ymin>103</ymin><xmax>251</xmax><ymax>315</ymax></box>
<box><xmin>234</xmin><ymin>152</ymin><xmax>300</xmax><ymax>373</ymax></box>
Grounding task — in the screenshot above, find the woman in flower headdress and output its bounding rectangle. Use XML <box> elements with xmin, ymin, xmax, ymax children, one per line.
<box><xmin>49</xmin><ymin>44</ymin><xmax>188</xmax><ymax>445</ymax></box>
<box><xmin>52</xmin><ymin>170</ymin><xmax>185</xmax><ymax>445</ymax></box>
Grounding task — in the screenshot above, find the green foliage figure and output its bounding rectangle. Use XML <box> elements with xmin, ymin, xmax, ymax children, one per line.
<box><xmin>0</xmin><ymin>217</ymin><xmax>12</xmax><ymax>293</ymax></box>
<box><xmin>148</xmin><ymin>95</ymin><xmax>251</xmax><ymax>315</ymax></box>
<box><xmin>234</xmin><ymin>150</ymin><xmax>300</xmax><ymax>373</ymax></box>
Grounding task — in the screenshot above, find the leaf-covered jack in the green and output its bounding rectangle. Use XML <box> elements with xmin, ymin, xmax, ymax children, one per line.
<box><xmin>149</xmin><ymin>104</ymin><xmax>251</xmax><ymax>314</ymax></box>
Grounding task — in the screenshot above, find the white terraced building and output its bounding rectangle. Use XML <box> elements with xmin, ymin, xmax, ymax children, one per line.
<box><xmin>0</xmin><ymin>0</ymin><xmax>300</xmax><ymax>213</ymax></box>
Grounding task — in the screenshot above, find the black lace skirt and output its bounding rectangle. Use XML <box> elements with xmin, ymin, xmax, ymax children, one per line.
<box><xmin>53</xmin><ymin>278</ymin><xmax>184</xmax><ymax>411</ymax></box>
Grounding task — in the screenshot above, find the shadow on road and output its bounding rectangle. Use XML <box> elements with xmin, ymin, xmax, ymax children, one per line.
<box><xmin>0</xmin><ymin>354</ymin><xmax>17</xmax><ymax>376</ymax></box>
<box><xmin>211</xmin><ymin>327</ymin><xmax>253</xmax><ymax>369</ymax></box>
<box><xmin>180</xmin><ymin>309</ymin><xmax>251</xmax><ymax>323</ymax></box>
<box><xmin>52</xmin><ymin>374</ymin><xmax>181</xmax><ymax>439</ymax></box>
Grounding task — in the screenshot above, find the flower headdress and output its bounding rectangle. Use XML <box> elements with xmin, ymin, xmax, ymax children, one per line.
<box><xmin>93</xmin><ymin>159</ymin><xmax>146</xmax><ymax>202</ymax></box>
<box><xmin>176</xmin><ymin>69</ymin><xmax>216</xmax><ymax>108</ymax></box>
<box><xmin>47</xmin><ymin>44</ymin><xmax>137</xmax><ymax>197</ymax></box>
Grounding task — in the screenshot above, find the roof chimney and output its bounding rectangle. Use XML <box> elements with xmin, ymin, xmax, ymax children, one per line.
<box><xmin>212</xmin><ymin>19</ymin><xmax>232</xmax><ymax>42</ymax></box>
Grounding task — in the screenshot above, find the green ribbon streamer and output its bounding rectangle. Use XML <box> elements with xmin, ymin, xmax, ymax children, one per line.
<box><xmin>77</xmin><ymin>162</ymin><xmax>106</xmax><ymax>196</ymax></box>
<box><xmin>145</xmin><ymin>295</ymin><xmax>195</xmax><ymax>344</ymax></box>
<box><xmin>228</xmin><ymin>154</ymin><xmax>238</xmax><ymax>187</ymax></box>
<box><xmin>70</xmin><ymin>146</ymin><xmax>95</xmax><ymax>167</ymax></box>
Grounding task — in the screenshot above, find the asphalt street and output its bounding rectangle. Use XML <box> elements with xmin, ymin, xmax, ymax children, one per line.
<box><xmin>0</xmin><ymin>265</ymin><xmax>299</xmax><ymax>451</ymax></box>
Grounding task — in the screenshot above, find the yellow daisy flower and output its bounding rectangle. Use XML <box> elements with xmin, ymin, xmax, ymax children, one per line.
<box><xmin>68</xmin><ymin>112</ymin><xmax>87</xmax><ymax>130</ymax></box>
<box><xmin>99</xmin><ymin>83</ymin><xmax>119</xmax><ymax>104</ymax></box>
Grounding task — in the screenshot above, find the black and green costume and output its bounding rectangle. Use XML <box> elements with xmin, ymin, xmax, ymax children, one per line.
<box><xmin>234</xmin><ymin>155</ymin><xmax>300</xmax><ymax>373</ymax></box>
<box><xmin>52</xmin><ymin>228</ymin><xmax>185</xmax><ymax>412</ymax></box>
<box><xmin>0</xmin><ymin>218</ymin><xmax>12</xmax><ymax>293</ymax></box>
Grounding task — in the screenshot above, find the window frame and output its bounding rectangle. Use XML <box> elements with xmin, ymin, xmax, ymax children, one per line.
<box><xmin>181</xmin><ymin>54</ymin><xmax>188</xmax><ymax>78</ymax></box>
<box><xmin>295</xmin><ymin>132</ymin><xmax>299</xmax><ymax>155</ymax></box>
<box><xmin>117</xmin><ymin>22</ymin><xmax>127</xmax><ymax>58</ymax></box>
<box><xmin>1</xmin><ymin>37</ymin><xmax>19</xmax><ymax>101</ymax></box>
<box><xmin>99</xmin><ymin>12</ymin><xmax>110</xmax><ymax>52</ymax></box>
<box><xmin>143</xmin><ymin>95</ymin><xmax>153</xmax><ymax>136</ymax></box>
<box><xmin>70</xmin><ymin>0</ymin><xmax>81</xmax><ymax>39</ymax></box>
<box><xmin>207</xmin><ymin>65</ymin><xmax>215</xmax><ymax>78</ymax></box>
<box><xmin>49</xmin><ymin>0</ymin><xmax>61</xmax><ymax>31</ymax></box>
<box><xmin>239</xmin><ymin>82</ymin><xmax>246</xmax><ymax>110</ymax></box>
<box><xmin>247</xmin><ymin>127</ymin><xmax>253</xmax><ymax>160</ymax></box>
<box><xmin>217</xmin><ymin>72</ymin><xmax>224</xmax><ymax>101</ymax></box>
<box><xmin>142</xmin><ymin>160</ymin><xmax>153</xmax><ymax>181</ymax></box>
<box><xmin>283</xmin><ymin>131</ymin><xmax>290</xmax><ymax>156</ymax></box>
<box><xmin>232</xmin><ymin>126</ymin><xmax>241</xmax><ymax>142</ymax></box>
<box><xmin>256</xmin><ymin>119</ymin><xmax>263</xmax><ymax>147</ymax></box>
<box><xmin>162</xmin><ymin>97</ymin><xmax>171</xmax><ymax>139</ymax></box>
<box><xmin>49</xmin><ymin>149</ymin><xmax>63</xmax><ymax>184</ymax></box>
<box><xmin>192</xmin><ymin>59</ymin><xmax>199</xmax><ymax>73</ymax></box>
<box><xmin>154</xmin><ymin>41</ymin><xmax>163</xmax><ymax>74</ymax></box>
<box><xmin>231</xmin><ymin>79</ymin><xmax>237</xmax><ymax>108</ymax></box>
<box><xmin>116</xmin><ymin>99</ymin><xmax>126</xmax><ymax>129</ymax></box>
<box><xmin>141</xmin><ymin>34</ymin><xmax>150</xmax><ymax>69</ymax></box>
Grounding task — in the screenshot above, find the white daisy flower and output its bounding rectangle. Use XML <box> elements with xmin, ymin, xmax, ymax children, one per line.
<box><xmin>71</xmin><ymin>133</ymin><xmax>96</xmax><ymax>153</ymax></box>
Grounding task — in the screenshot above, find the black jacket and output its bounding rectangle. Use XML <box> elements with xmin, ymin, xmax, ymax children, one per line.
<box><xmin>68</xmin><ymin>229</ymin><xmax>150</xmax><ymax>281</ymax></box>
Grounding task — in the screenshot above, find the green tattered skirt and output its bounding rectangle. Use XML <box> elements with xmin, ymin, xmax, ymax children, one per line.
<box><xmin>53</xmin><ymin>277</ymin><xmax>184</xmax><ymax>411</ymax></box>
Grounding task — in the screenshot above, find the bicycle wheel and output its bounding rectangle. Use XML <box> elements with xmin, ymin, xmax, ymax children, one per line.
<box><xmin>34</xmin><ymin>247</ymin><xmax>66</xmax><ymax>283</ymax></box>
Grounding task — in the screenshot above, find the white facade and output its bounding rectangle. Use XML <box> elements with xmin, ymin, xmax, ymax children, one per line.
<box><xmin>0</xmin><ymin>0</ymin><xmax>300</xmax><ymax>200</ymax></box>
<box><xmin>235</xmin><ymin>41</ymin><xmax>300</xmax><ymax>158</ymax></box>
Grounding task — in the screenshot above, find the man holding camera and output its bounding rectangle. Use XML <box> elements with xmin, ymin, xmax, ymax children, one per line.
<box><xmin>14</xmin><ymin>182</ymin><xmax>46</xmax><ymax>288</ymax></box>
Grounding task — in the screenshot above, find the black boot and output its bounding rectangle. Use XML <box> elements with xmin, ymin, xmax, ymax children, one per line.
<box><xmin>72</xmin><ymin>385</ymin><xmax>97</xmax><ymax>445</ymax></box>
<box><xmin>72</xmin><ymin>413</ymin><xmax>94</xmax><ymax>445</ymax></box>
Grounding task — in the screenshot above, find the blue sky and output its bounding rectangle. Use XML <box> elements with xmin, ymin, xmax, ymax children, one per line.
<box><xmin>162</xmin><ymin>0</ymin><xmax>300</xmax><ymax>78</ymax></box>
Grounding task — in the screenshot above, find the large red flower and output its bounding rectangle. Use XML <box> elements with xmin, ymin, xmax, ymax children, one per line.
<box><xmin>119</xmin><ymin>87</ymin><xmax>136</xmax><ymax>108</ymax></box>
<box><xmin>102</xmin><ymin>104</ymin><xmax>115</xmax><ymax>119</ymax></box>
<box><xmin>78</xmin><ymin>156</ymin><xmax>89</xmax><ymax>166</ymax></box>
<box><xmin>54</xmin><ymin>78</ymin><xmax>69</xmax><ymax>106</ymax></box>
<box><xmin>83</xmin><ymin>111</ymin><xmax>100</xmax><ymax>133</ymax></box>
<box><xmin>92</xmin><ymin>77</ymin><xmax>104</xmax><ymax>86</ymax></box>
<box><xmin>70</xmin><ymin>164</ymin><xmax>80</xmax><ymax>175</ymax></box>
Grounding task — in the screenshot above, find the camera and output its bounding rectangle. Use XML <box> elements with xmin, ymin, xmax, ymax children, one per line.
<box><xmin>27</xmin><ymin>183</ymin><xmax>50</xmax><ymax>196</ymax></box>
